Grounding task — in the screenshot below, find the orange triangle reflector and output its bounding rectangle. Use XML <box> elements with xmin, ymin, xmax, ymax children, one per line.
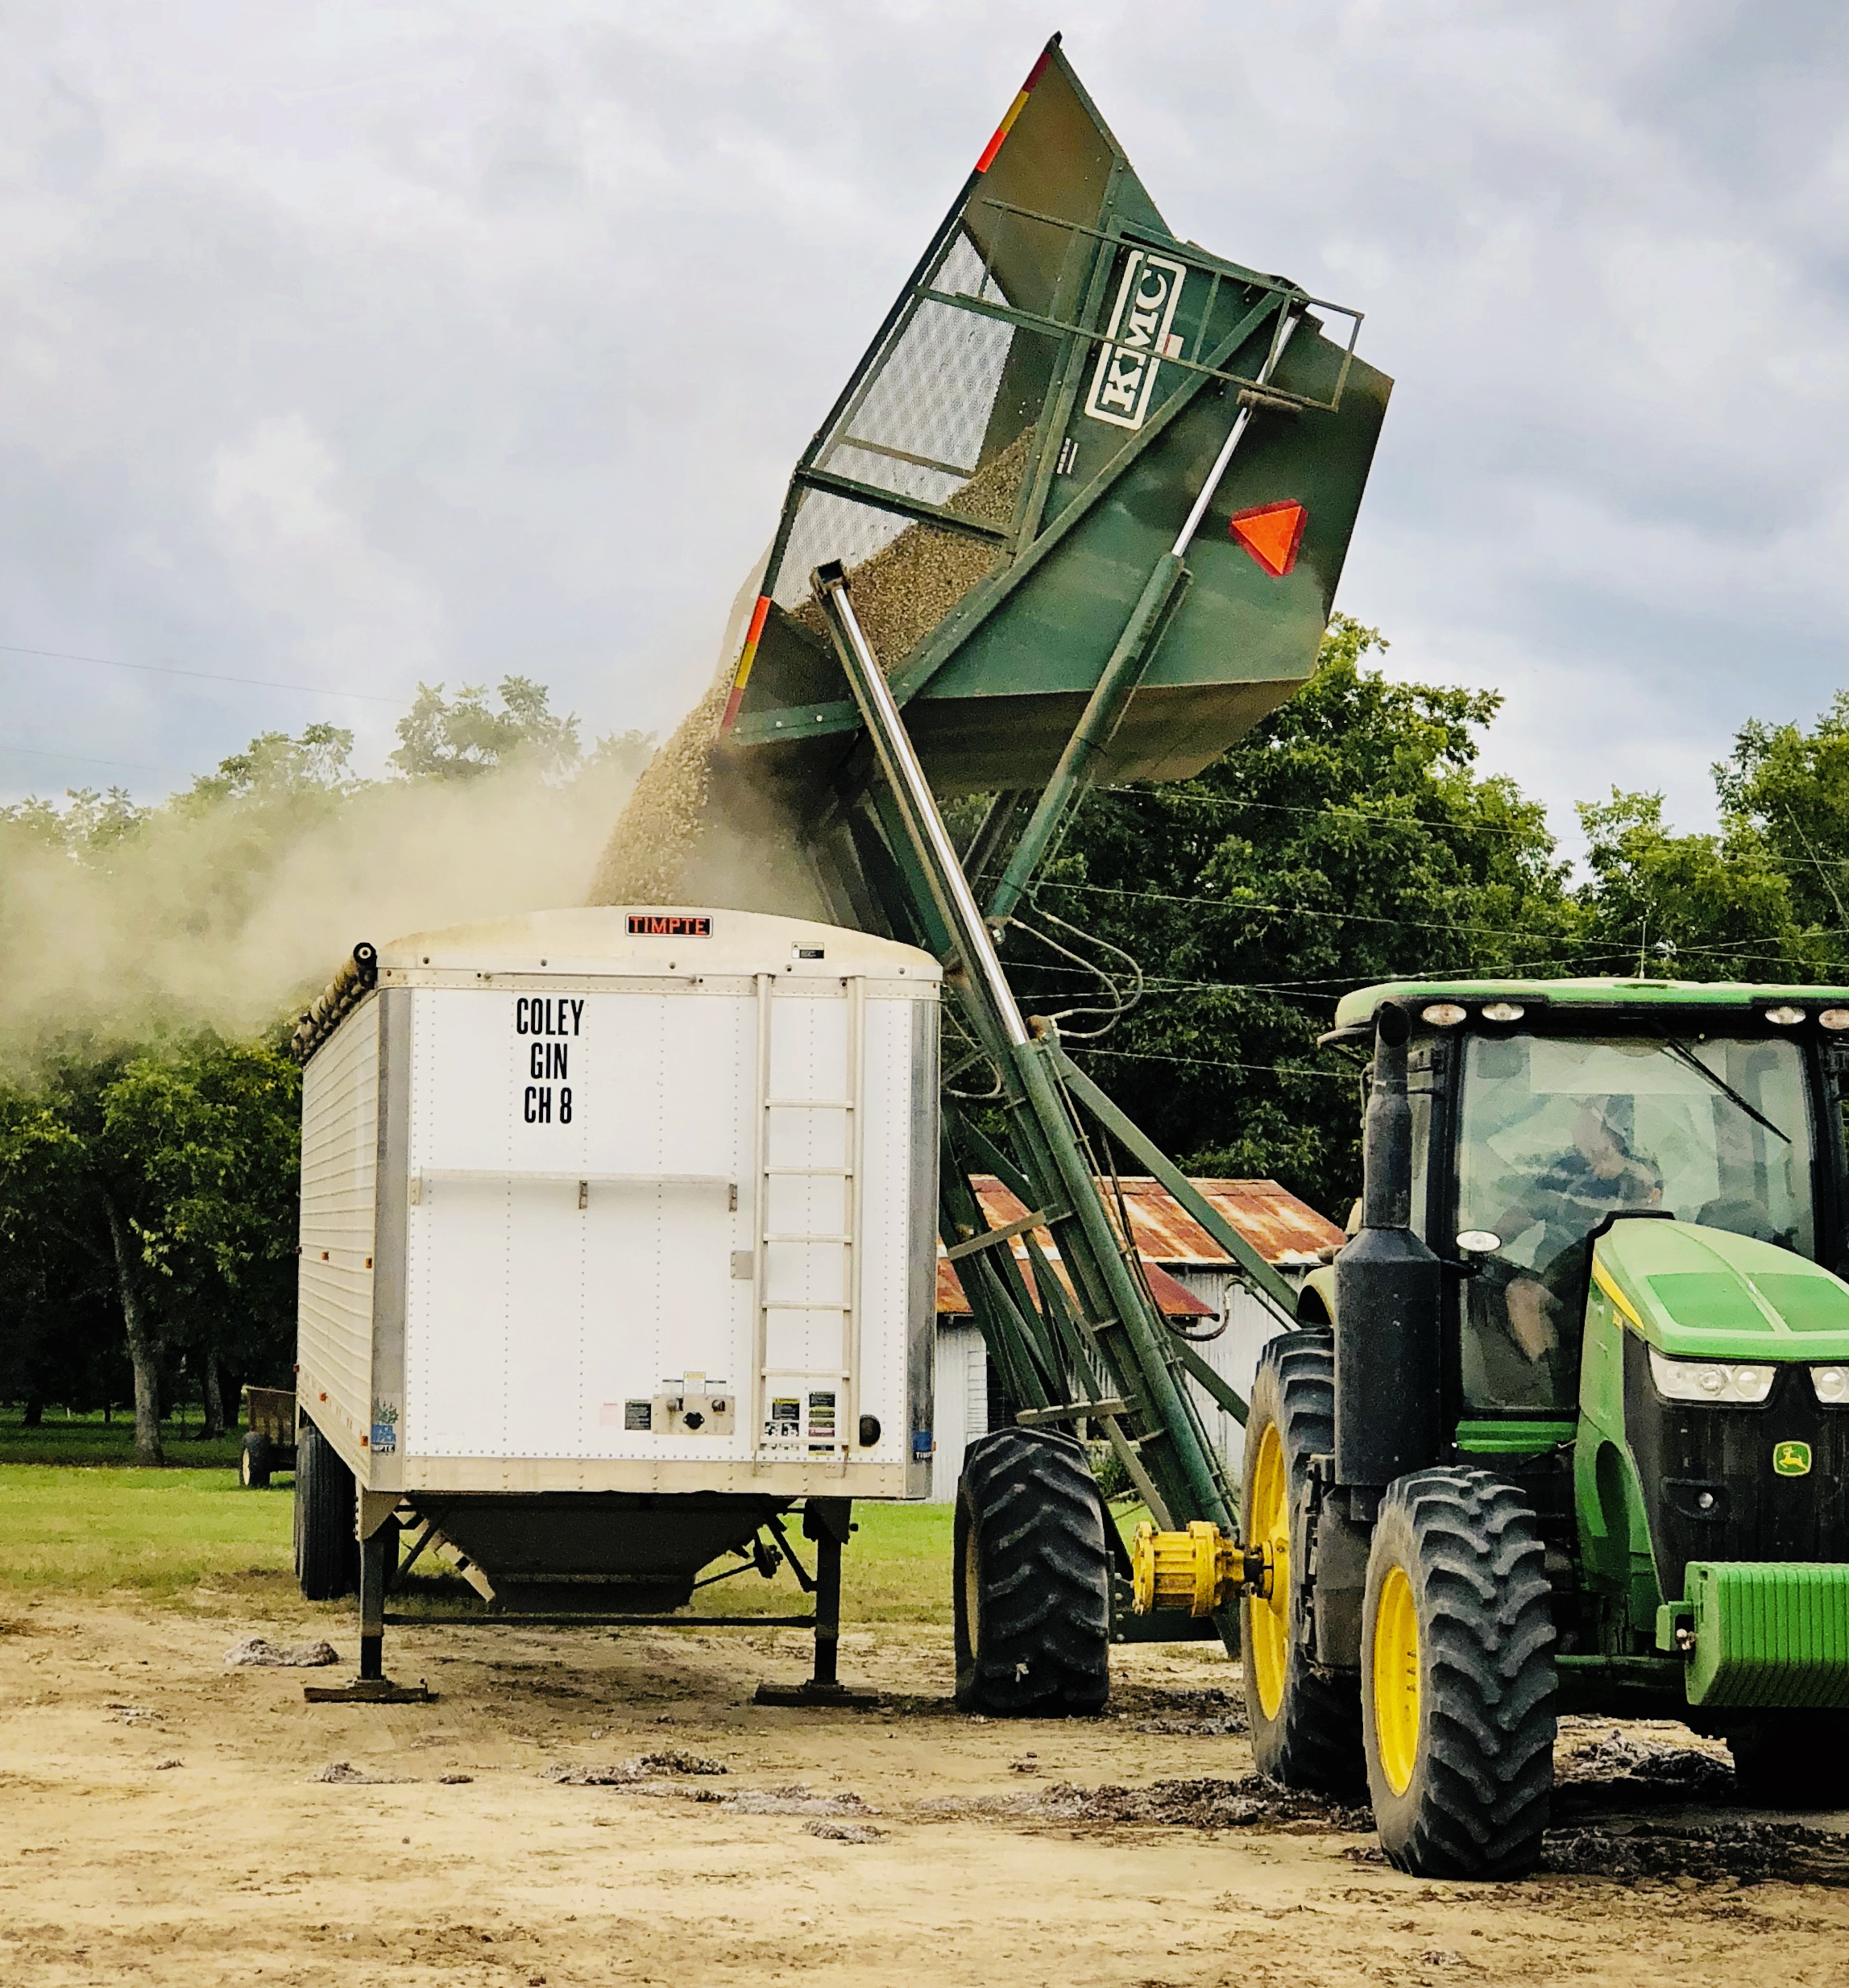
<box><xmin>1229</xmin><ymin>500</ymin><xmax>1307</xmax><ymax>578</ymax></box>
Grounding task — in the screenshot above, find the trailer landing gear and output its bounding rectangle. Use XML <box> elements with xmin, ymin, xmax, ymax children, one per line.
<box><xmin>754</xmin><ymin>1499</ymin><xmax>877</xmax><ymax>1708</ymax></box>
<box><xmin>304</xmin><ymin>1513</ymin><xmax>429</xmax><ymax>1704</ymax></box>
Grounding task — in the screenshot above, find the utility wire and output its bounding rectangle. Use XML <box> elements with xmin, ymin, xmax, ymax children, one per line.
<box><xmin>1039</xmin><ymin>878</ymin><xmax>1849</xmax><ymax>964</ymax></box>
<box><xmin>0</xmin><ymin>742</ymin><xmax>182</xmax><ymax>777</ymax></box>
<box><xmin>1101</xmin><ymin>782</ymin><xmax>1849</xmax><ymax>876</ymax></box>
<box><xmin>1067</xmin><ymin>1044</ymin><xmax>1354</xmax><ymax>1083</ymax></box>
<box><xmin>0</xmin><ymin>641</ymin><xmax>400</xmax><ymax>704</ymax></box>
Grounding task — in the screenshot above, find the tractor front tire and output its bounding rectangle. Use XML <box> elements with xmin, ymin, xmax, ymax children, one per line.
<box><xmin>238</xmin><ymin>1431</ymin><xmax>273</xmax><ymax>1489</ymax></box>
<box><xmin>1242</xmin><ymin>1334</ymin><xmax>1364</xmax><ymax>1794</ymax></box>
<box><xmin>1361</xmin><ymin>1468</ymin><xmax>1557</xmax><ymax>1878</ymax></box>
<box><xmin>294</xmin><ymin>1420</ymin><xmax>358</xmax><ymax>1601</ymax></box>
<box><xmin>954</xmin><ymin>1427</ymin><xmax>1111</xmax><ymax>1716</ymax></box>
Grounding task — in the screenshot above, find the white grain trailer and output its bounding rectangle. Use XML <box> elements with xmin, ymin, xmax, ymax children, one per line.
<box><xmin>289</xmin><ymin>906</ymin><xmax>939</xmax><ymax>1700</ymax></box>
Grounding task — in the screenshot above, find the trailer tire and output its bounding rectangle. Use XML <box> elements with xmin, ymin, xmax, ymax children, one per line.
<box><xmin>1727</xmin><ymin>1715</ymin><xmax>1849</xmax><ymax>1806</ymax></box>
<box><xmin>1242</xmin><ymin>1333</ymin><xmax>1364</xmax><ymax>1793</ymax></box>
<box><xmin>238</xmin><ymin>1431</ymin><xmax>273</xmax><ymax>1489</ymax></box>
<box><xmin>294</xmin><ymin>1420</ymin><xmax>358</xmax><ymax>1601</ymax></box>
<box><xmin>954</xmin><ymin>1427</ymin><xmax>1110</xmax><ymax>1716</ymax></box>
<box><xmin>1361</xmin><ymin>1468</ymin><xmax>1556</xmax><ymax>1878</ymax></box>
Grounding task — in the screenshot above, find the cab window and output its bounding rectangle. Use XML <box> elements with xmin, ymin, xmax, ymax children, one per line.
<box><xmin>1453</xmin><ymin>1032</ymin><xmax>1813</xmax><ymax>1411</ymax></box>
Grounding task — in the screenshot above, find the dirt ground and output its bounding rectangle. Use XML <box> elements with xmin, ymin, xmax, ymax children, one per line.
<box><xmin>4</xmin><ymin>1600</ymin><xmax>1849</xmax><ymax>1988</ymax></box>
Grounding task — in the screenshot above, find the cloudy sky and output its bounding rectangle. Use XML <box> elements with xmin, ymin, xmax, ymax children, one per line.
<box><xmin>1</xmin><ymin>1</ymin><xmax>1844</xmax><ymax>857</ymax></box>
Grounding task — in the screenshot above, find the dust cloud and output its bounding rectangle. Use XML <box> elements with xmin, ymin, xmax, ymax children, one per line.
<box><xmin>0</xmin><ymin>755</ymin><xmax>642</xmax><ymax>1061</ymax></box>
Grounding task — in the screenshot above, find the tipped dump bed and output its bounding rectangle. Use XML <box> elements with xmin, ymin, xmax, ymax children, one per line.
<box><xmin>721</xmin><ymin>39</ymin><xmax>1390</xmax><ymax>795</ymax></box>
<box><xmin>592</xmin><ymin>38</ymin><xmax>1390</xmax><ymax>910</ymax></box>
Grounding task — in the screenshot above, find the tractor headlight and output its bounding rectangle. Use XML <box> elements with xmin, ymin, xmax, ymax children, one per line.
<box><xmin>1648</xmin><ymin>1348</ymin><xmax>1776</xmax><ymax>1405</ymax></box>
<box><xmin>1811</xmin><ymin>1365</ymin><xmax>1849</xmax><ymax>1405</ymax></box>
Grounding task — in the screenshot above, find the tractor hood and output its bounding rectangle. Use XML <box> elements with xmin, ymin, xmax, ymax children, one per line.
<box><xmin>1590</xmin><ymin>1218</ymin><xmax>1849</xmax><ymax>1362</ymax></box>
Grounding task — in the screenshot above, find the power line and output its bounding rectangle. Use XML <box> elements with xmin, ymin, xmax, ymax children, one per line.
<box><xmin>1043</xmin><ymin>879</ymin><xmax>1589</xmax><ymax>945</ymax></box>
<box><xmin>1102</xmin><ymin>780</ymin><xmax>1849</xmax><ymax>878</ymax></box>
<box><xmin>1068</xmin><ymin>1044</ymin><xmax>1353</xmax><ymax>1083</ymax></box>
<box><xmin>1039</xmin><ymin>878</ymin><xmax>1849</xmax><ymax>966</ymax></box>
<box><xmin>0</xmin><ymin>641</ymin><xmax>399</xmax><ymax>705</ymax></box>
<box><xmin>0</xmin><ymin>742</ymin><xmax>181</xmax><ymax>777</ymax></box>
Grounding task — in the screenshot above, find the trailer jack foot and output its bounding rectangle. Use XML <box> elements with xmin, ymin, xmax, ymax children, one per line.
<box><xmin>752</xmin><ymin>1677</ymin><xmax>878</xmax><ymax>1709</ymax></box>
<box><xmin>304</xmin><ymin>1675</ymin><xmax>431</xmax><ymax>1704</ymax></box>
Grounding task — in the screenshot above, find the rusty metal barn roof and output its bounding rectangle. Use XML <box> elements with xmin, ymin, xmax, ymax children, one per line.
<box><xmin>935</xmin><ymin>1174</ymin><xmax>1338</xmax><ymax>1318</ymax></box>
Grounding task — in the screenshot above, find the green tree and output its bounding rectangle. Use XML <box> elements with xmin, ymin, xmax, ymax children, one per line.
<box><xmin>1714</xmin><ymin>694</ymin><xmax>1849</xmax><ymax>965</ymax></box>
<box><xmin>1573</xmin><ymin>790</ymin><xmax>1814</xmax><ymax>984</ymax></box>
<box><xmin>105</xmin><ymin>1032</ymin><xmax>301</xmax><ymax>1438</ymax></box>
<box><xmin>0</xmin><ymin>1032</ymin><xmax>301</xmax><ymax>1462</ymax></box>
<box><xmin>389</xmin><ymin>675</ymin><xmax>582</xmax><ymax>782</ymax></box>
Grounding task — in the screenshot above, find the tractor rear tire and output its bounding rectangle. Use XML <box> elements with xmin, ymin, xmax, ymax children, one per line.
<box><xmin>238</xmin><ymin>1431</ymin><xmax>273</xmax><ymax>1489</ymax></box>
<box><xmin>294</xmin><ymin>1420</ymin><xmax>358</xmax><ymax>1602</ymax></box>
<box><xmin>1728</xmin><ymin>1715</ymin><xmax>1849</xmax><ymax>1806</ymax></box>
<box><xmin>1242</xmin><ymin>1333</ymin><xmax>1364</xmax><ymax>1794</ymax></box>
<box><xmin>954</xmin><ymin>1427</ymin><xmax>1111</xmax><ymax>1716</ymax></box>
<box><xmin>1361</xmin><ymin>1467</ymin><xmax>1557</xmax><ymax>1878</ymax></box>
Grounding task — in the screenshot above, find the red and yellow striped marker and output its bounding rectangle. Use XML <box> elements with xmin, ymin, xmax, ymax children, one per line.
<box><xmin>975</xmin><ymin>41</ymin><xmax>1056</xmax><ymax>174</ymax></box>
<box><xmin>718</xmin><ymin>594</ymin><xmax>773</xmax><ymax>734</ymax></box>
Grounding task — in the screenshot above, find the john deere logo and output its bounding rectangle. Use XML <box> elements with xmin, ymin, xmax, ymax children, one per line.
<box><xmin>1773</xmin><ymin>1441</ymin><xmax>1813</xmax><ymax>1477</ymax></box>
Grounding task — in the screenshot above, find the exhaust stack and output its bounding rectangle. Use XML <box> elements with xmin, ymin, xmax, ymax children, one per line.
<box><xmin>1333</xmin><ymin>1002</ymin><xmax>1442</xmax><ymax>1490</ymax></box>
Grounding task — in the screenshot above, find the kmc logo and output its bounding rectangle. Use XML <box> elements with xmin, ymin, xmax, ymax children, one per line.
<box><xmin>1084</xmin><ymin>250</ymin><xmax>1188</xmax><ymax>431</ymax></box>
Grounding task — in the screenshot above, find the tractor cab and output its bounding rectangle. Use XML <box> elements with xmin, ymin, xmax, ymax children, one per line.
<box><xmin>1317</xmin><ymin>978</ymin><xmax>1849</xmax><ymax>1431</ymax></box>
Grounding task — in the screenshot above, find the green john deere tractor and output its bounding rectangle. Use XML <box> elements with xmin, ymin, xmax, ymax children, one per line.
<box><xmin>1225</xmin><ymin>976</ymin><xmax>1849</xmax><ymax>1876</ymax></box>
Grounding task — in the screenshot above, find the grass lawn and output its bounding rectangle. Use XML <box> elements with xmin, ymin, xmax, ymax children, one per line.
<box><xmin>0</xmin><ymin>1406</ymin><xmax>244</xmax><ymax>1470</ymax></box>
<box><xmin>0</xmin><ymin>1460</ymin><xmax>957</xmax><ymax>1623</ymax></box>
<box><xmin>0</xmin><ymin>1465</ymin><xmax>296</xmax><ymax>1601</ymax></box>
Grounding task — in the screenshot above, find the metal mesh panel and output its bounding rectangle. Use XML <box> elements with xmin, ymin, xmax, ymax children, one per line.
<box><xmin>769</xmin><ymin>231</ymin><xmax>1047</xmax><ymax>663</ymax></box>
<box><xmin>819</xmin><ymin>261</ymin><xmax>1014</xmax><ymax>484</ymax></box>
<box><xmin>773</xmin><ymin>488</ymin><xmax>912</xmax><ymax>610</ymax></box>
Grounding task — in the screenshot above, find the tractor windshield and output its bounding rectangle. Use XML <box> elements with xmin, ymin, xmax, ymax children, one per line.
<box><xmin>1452</xmin><ymin>1032</ymin><xmax>1815</xmax><ymax>1410</ymax></box>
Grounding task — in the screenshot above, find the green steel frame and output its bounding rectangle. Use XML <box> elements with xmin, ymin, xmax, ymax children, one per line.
<box><xmin>812</xmin><ymin>564</ymin><xmax>1300</xmax><ymax>1654</ymax></box>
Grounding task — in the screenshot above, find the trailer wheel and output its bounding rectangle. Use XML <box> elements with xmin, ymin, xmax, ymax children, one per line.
<box><xmin>954</xmin><ymin>1426</ymin><xmax>1110</xmax><ymax>1716</ymax></box>
<box><xmin>294</xmin><ymin>1420</ymin><xmax>358</xmax><ymax>1601</ymax></box>
<box><xmin>1361</xmin><ymin>1468</ymin><xmax>1556</xmax><ymax>1878</ymax></box>
<box><xmin>1242</xmin><ymin>1334</ymin><xmax>1364</xmax><ymax>1793</ymax></box>
<box><xmin>1727</xmin><ymin>1715</ymin><xmax>1849</xmax><ymax>1806</ymax></box>
<box><xmin>238</xmin><ymin>1431</ymin><xmax>273</xmax><ymax>1489</ymax></box>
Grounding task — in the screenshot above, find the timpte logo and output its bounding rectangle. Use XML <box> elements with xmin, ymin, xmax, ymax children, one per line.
<box><xmin>626</xmin><ymin>914</ymin><xmax>712</xmax><ymax>936</ymax></box>
<box><xmin>1084</xmin><ymin>251</ymin><xmax>1188</xmax><ymax>431</ymax></box>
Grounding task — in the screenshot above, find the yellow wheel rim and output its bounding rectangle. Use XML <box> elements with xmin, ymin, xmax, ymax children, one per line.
<box><xmin>1372</xmin><ymin>1563</ymin><xmax>1421</xmax><ymax>1797</ymax></box>
<box><xmin>1246</xmin><ymin>1421</ymin><xmax>1291</xmax><ymax>1720</ymax></box>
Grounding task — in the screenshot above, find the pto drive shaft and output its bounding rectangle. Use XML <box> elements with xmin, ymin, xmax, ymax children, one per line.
<box><xmin>1130</xmin><ymin>1522</ymin><xmax>1272</xmax><ymax>1618</ymax></box>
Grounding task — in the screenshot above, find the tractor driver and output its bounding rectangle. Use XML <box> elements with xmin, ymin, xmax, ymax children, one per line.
<box><xmin>1466</xmin><ymin>1096</ymin><xmax>1663</xmax><ymax>1408</ymax></box>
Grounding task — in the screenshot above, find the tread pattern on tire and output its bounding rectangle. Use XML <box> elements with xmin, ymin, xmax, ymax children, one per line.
<box><xmin>1243</xmin><ymin>1331</ymin><xmax>1364</xmax><ymax>1795</ymax></box>
<box><xmin>1365</xmin><ymin>1467</ymin><xmax>1556</xmax><ymax>1879</ymax></box>
<box><xmin>954</xmin><ymin>1426</ymin><xmax>1111</xmax><ymax>1716</ymax></box>
<box><xmin>239</xmin><ymin>1431</ymin><xmax>272</xmax><ymax>1489</ymax></box>
<box><xmin>294</xmin><ymin>1420</ymin><xmax>358</xmax><ymax>1601</ymax></box>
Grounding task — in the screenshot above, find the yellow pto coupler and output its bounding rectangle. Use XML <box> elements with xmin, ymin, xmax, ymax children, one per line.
<box><xmin>1130</xmin><ymin>1521</ymin><xmax>1271</xmax><ymax>1618</ymax></box>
